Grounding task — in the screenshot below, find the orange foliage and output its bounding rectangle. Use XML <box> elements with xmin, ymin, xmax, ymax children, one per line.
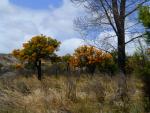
<box><xmin>13</xmin><ymin>63</ymin><xmax>24</xmax><ymax>70</ymax></box>
<box><xmin>69</xmin><ymin>45</ymin><xmax>112</xmax><ymax>68</ymax></box>
<box><xmin>12</xmin><ymin>34</ymin><xmax>60</xmax><ymax>63</ymax></box>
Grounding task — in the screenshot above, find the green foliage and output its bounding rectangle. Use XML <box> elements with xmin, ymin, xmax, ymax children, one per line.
<box><xmin>24</xmin><ymin>62</ymin><xmax>36</xmax><ymax>70</ymax></box>
<box><xmin>50</xmin><ymin>54</ymin><xmax>62</xmax><ymax>64</ymax></box>
<box><xmin>138</xmin><ymin>62</ymin><xmax>150</xmax><ymax>77</ymax></box>
<box><xmin>145</xmin><ymin>32</ymin><xmax>150</xmax><ymax>45</ymax></box>
<box><xmin>0</xmin><ymin>63</ymin><xmax>3</xmax><ymax>70</ymax></box>
<box><xmin>139</xmin><ymin>6</ymin><xmax>150</xmax><ymax>45</ymax></box>
<box><xmin>138</xmin><ymin>63</ymin><xmax>150</xmax><ymax>112</ymax></box>
<box><xmin>62</xmin><ymin>54</ymin><xmax>71</xmax><ymax>63</ymax></box>
<box><xmin>98</xmin><ymin>59</ymin><xmax>118</xmax><ymax>76</ymax></box>
<box><xmin>98</xmin><ymin>51</ymin><xmax>118</xmax><ymax>75</ymax></box>
<box><xmin>139</xmin><ymin>6</ymin><xmax>150</xmax><ymax>28</ymax></box>
<box><xmin>132</xmin><ymin>48</ymin><xmax>150</xmax><ymax>112</ymax></box>
<box><xmin>125</xmin><ymin>54</ymin><xmax>144</xmax><ymax>75</ymax></box>
<box><xmin>126</xmin><ymin>48</ymin><xmax>149</xmax><ymax>75</ymax></box>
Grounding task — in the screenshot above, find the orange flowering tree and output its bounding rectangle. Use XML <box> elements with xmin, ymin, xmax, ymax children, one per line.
<box><xmin>12</xmin><ymin>34</ymin><xmax>60</xmax><ymax>80</ymax></box>
<box><xmin>69</xmin><ymin>45</ymin><xmax>112</xmax><ymax>75</ymax></box>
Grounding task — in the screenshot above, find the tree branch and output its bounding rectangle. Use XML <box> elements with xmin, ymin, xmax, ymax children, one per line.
<box><xmin>112</xmin><ymin>0</ymin><xmax>122</xmax><ymax>33</ymax></box>
<box><xmin>87</xmin><ymin>40</ymin><xmax>112</xmax><ymax>53</ymax></box>
<box><xmin>125</xmin><ymin>0</ymin><xmax>148</xmax><ymax>17</ymax></box>
<box><xmin>99</xmin><ymin>0</ymin><xmax>118</xmax><ymax>35</ymax></box>
<box><xmin>125</xmin><ymin>34</ymin><xmax>144</xmax><ymax>44</ymax></box>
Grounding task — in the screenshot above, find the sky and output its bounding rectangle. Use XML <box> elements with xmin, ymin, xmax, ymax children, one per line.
<box><xmin>0</xmin><ymin>0</ymin><xmax>146</xmax><ymax>55</ymax></box>
<box><xmin>9</xmin><ymin>0</ymin><xmax>63</xmax><ymax>9</ymax></box>
<box><xmin>0</xmin><ymin>0</ymin><xmax>85</xmax><ymax>55</ymax></box>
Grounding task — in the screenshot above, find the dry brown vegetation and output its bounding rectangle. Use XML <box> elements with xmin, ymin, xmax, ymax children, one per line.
<box><xmin>0</xmin><ymin>74</ymin><xmax>145</xmax><ymax>113</ymax></box>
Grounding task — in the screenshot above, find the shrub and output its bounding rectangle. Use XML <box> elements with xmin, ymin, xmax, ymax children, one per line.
<box><xmin>135</xmin><ymin>61</ymin><xmax>150</xmax><ymax>112</ymax></box>
<box><xmin>69</xmin><ymin>45</ymin><xmax>112</xmax><ymax>75</ymax></box>
<box><xmin>0</xmin><ymin>63</ymin><xmax>3</xmax><ymax>71</ymax></box>
<box><xmin>98</xmin><ymin>59</ymin><xmax>118</xmax><ymax>76</ymax></box>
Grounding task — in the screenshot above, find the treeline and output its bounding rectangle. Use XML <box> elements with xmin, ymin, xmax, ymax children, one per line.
<box><xmin>8</xmin><ymin>34</ymin><xmax>149</xmax><ymax>79</ymax></box>
<box><xmin>11</xmin><ymin>35</ymin><xmax>116</xmax><ymax>79</ymax></box>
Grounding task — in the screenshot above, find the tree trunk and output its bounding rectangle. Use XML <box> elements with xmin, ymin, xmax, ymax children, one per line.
<box><xmin>66</xmin><ymin>62</ymin><xmax>71</xmax><ymax>76</ymax></box>
<box><xmin>118</xmin><ymin>33</ymin><xmax>126</xmax><ymax>74</ymax></box>
<box><xmin>36</xmin><ymin>60</ymin><xmax>42</xmax><ymax>80</ymax></box>
<box><xmin>112</xmin><ymin>0</ymin><xmax>126</xmax><ymax>74</ymax></box>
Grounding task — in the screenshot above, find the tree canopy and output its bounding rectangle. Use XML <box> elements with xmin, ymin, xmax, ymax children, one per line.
<box><xmin>69</xmin><ymin>45</ymin><xmax>112</xmax><ymax>68</ymax></box>
<box><xmin>12</xmin><ymin>34</ymin><xmax>61</xmax><ymax>80</ymax></box>
<box><xmin>139</xmin><ymin>6</ymin><xmax>150</xmax><ymax>28</ymax></box>
<box><xmin>139</xmin><ymin>6</ymin><xmax>150</xmax><ymax>45</ymax></box>
<box><xmin>69</xmin><ymin>45</ymin><xmax>112</xmax><ymax>75</ymax></box>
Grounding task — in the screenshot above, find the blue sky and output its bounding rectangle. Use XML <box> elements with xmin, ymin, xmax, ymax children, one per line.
<box><xmin>9</xmin><ymin>0</ymin><xmax>63</xmax><ymax>9</ymax></box>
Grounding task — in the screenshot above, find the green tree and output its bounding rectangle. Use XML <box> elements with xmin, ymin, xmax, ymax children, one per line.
<box><xmin>139</xmin><ymin>6</ymin><xmax>150</xmax><ymax>45</ymax></box>
<box><xmin>139</xmin><ymin>6</ymin><xmax>150</xmax><ymax>111</ymax></box>
<box><xmin>139</xmin><ymin>5</ymin><xmax>150</xmax><ymax>61</ymax></box>
<box><xmin>62</xmin><ymin>54</ymin><xmax>72</xmax><ymax>63</ymax></box>
<box><xmin>62</xmin><ymin>54</ymin><xmax>72</xmax><ymax>74</ymax></box>
<box><xmin>12</xmin><ymin>34</ymin><xmax>61</xmax><ymax>80</ymax></box>
<box><xmin>139</xmin><ymin>6</ymin><xmax>150</xmax><ymax>28</ymax></box>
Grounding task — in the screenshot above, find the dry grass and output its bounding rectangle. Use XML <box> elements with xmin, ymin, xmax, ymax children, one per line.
<box><xmin>0</xmin><ymin>74</ymin><xmax>145</xmax><ymax>113</ymax></box>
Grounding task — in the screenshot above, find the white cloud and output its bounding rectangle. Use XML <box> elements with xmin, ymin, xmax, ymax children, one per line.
<box><xmin>0</xmin><ymin>0</ymin><xmax>84</xmax><ymax>54</ymax></box>
<box><xmin>57</xmin><ymin>38</ymin><xmax>84</xmax><ymax>56</ymax></box>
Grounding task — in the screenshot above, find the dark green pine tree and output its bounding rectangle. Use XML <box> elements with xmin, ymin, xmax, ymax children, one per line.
<box><xmin>139</xmin><ymin>6</ymin><xmax>150</xmax><ymax>45</ymax></box>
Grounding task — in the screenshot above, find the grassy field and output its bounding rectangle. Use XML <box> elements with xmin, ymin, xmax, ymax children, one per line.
<box><xmin>0</xmin><ymin>74</ymin><xmax>145</xmax><ymax>113</ymax></box>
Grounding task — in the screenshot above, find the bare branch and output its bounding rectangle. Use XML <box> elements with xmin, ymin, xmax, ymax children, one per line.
<box><xmin>125</xmin><ymin>0</ymin><xmax>149</xmax><ymax>17</ymax></box>
<box><xmin>99</xmin><ymin>0</ymin><xmax>118</xmax><ymax>34</ymax></box>
<box><xmin>104</xmin><ymin>0</ymin><xmax>112</xmax><ymax>11</ymax></box>
<box><xmin>125</xmin><ymin>34</ymin><xmax>144</xmax><ymax>44</ymax></box>
<box><xmin>89</xmin><ymin>43</ymin><xmax>112</xmax><ymax>53</ymax></box>
<box><xmin>125</xmin><ymin>22</ymin><xmax>140</xmax><ymax>30</ymax></box>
